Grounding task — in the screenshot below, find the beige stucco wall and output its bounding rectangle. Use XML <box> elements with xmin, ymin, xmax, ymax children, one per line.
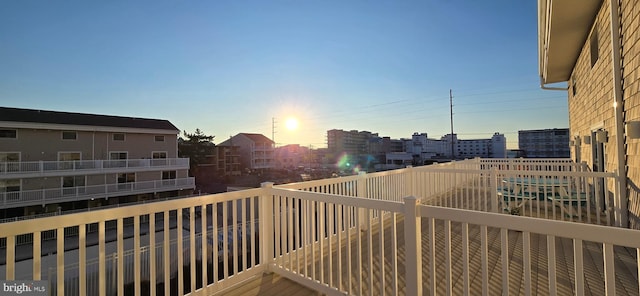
<box><xmin>568</xmin><ymin>1</ymin><xmax>640</xmax><ymax>229</ymax></box>
<box><xmin>0</xmin><ymin>129</ymin><xmax>177</xmax><ymax>161</ymax></box>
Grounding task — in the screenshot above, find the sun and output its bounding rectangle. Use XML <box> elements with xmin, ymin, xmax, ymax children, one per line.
<box><xmin>285</xmin><ymin>117</ymin><xmax>298</xmax><ymax>131</ymax></box>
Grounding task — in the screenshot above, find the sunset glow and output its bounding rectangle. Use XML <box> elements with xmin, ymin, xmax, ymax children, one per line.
<box><xmin>285</xmin><ymin>117</ymin><xmax>299</xmax><ymax>131</ymax></box>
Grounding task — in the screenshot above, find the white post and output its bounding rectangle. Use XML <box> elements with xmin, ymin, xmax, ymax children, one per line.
<box><xmin>405</xmin><ymin>166</ymin><xmax>414</xmax><ymax>200</ymax></box>
<box><xmin>403</xmin><ymin>196</ymin><xmax>422</xmax><ymax>296</ymax></box>
<box><xmin>357</xmin><ymin>171</ymin><xmax>368</xmax><ymax>230</ymax></box>
<box><xmin>490</xmin><ymin>167</ymin><xmax>499</xmax><ymax>213</ymax></box>
<box><xmin>260</xmin><ymin>182</ymin><xmax>275</xmax><ymax>273</ymax></box>
<box><xmin>613</xmin><ymin>170</ymin><xmax>627</xmax><ymax>227</ymax></box>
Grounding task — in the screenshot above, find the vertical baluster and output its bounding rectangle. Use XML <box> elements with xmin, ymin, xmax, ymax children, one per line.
<box><xmin>134</xmin><ymin>216</ymin><xmax>141</xmax><ymax>296</ymax></box>
<box><xmin>428</xmin><ymin>217</ymin><xmax>436</xmax><ymax>296</ymax></box>
<box><xmin>501</xmin><ymin>228</ymin><xmax>509</xmax><ymax>296</ymax></box>
<box><xmin>603</xmin><ymin>242</ymin><xmax>615</xmax><ymax>295</ymax></box>
<box><xmin>212</xmin><ymin>204</ymin><xmax>218</xmax><ymax>283</ymax></box>
<box><xmin>222</xmin><ymin>202</ymin><xmax>228</xmax><ymax>280</ymax></box>
<box><xmin>232</xmin><ymin>200</ymin><xmax>238</xmax><ymax>276</ymax></box>
<box><xmin>523</xmin><ymin>231</ymin><xmax>531</xmax><ymax>296</ymax></box>
<box><xmin>117</xmin><ymin>220</ymin><xmax>124</xmax><ymax>296</ymax></box>
<box><xmin>241</xmin><ymin>198</ymin><xmax>247</xmax><ymax>273</ymax></box>
<box><xmin>33</xmin><ymin>231</ymin><xmax>41</xmax><ymax>281</ymax></box>
<box><xmin>445</xmin><ymin>220</ymin><xmax>452</xmax><ymax>296</ymax></box>
<box><xmin>547</xmin><ymin>236</ymin><xmax>556</xmax><ymax>295</ymax></box>
<box><xmin>390</xmin><ymin>213</ymin><xmax>398</xmax><ymax>296</ymax></box>
<box><xmin>177</xmin><ymin>209</ymin><xmax>183</xmax><ymax>295</ymax></box>
<box><xmin>149</xmin><ymin>214</ymin><xmax>156</xmax><ymax>296</ymax></box>
<box><xmin>99</xmin><ymin>221</ymin><xmax>106</xmax><ymax>296</ymax></box>
<box><xmin>288</xmin><ymin>196</ymin><xmax>294</xmax><ymax>273</ymax></box>
<box><xmin>481</xmin><ymin>225</ymin><xmax>488</xmax><ymax>296</ymax></box>
<box><xmin>201</xmin><ymin>205</ymin><xmax>208</xmax><ymax>291</ymax></box>
<box><xmin>462</xmin><ymin>222</ymin><xmax>470</xmax><ymax>295</ymax></box>
<box><xmin>189</xmin><ymin>206</ymin><xmax>196</xmax><ymax>293</ymax></box>
<box><xmin>378</xmin><ymin>211</ymin><xmax>385</xmax><ymax>296</ymax></box>
<box><xmin>574</xmin><ymin>239</ymin><xmax>585</xmax><ymax>295</ymax></box>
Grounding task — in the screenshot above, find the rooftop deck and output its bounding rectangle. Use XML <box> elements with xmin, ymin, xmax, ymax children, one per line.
<box><xmin>234</xmin><ymin>212</ymin><xmax>638</xmax><ymax>296</ymax></box>
<box><xmin>1</xmin><ymin>158</ymin><xmax>638</xmax><ymax>295</ymax></box>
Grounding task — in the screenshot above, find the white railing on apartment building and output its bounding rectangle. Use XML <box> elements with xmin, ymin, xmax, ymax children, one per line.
<box><xmin>477</xmin><ymin>157</ymin><xmax>586</xmax><ymax>172</ymax></box>
<box><xmin>0</xmin><ymin>177</ymin><xmax>195</xmax><ymax>208</ymax></box>
<box><xmin>0</xmin><ymin>158</ymin><xmax>190</xmax><ymax>178</ymax></box>
<box><xmin>1</xmin><ymin>188</ymin><xmax>265</xmax><ymax>296</ymax></box>
<box><xmin>263</xmin><ymin>183</ymin><xmax>639</xmax><ymax>295</ymax></box>
<box><xmin>0</xmin><ymin>158</ymin><xmax>634</xmax><ymax>296</ymax></box>
<box><xmin>280</xmin><ymin>159</ymin><xmax>620</xmax><ymax>226</ymax></box>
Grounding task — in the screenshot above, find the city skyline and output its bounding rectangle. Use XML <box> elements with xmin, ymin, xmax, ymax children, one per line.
<box><xmin>0</xmin><ymin>1</ymin><xmax>568</xmax><ymax>149</ymax></box>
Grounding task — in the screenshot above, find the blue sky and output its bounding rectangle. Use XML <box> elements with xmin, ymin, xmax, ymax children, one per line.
<box><xmin>0</xmin><ymin>1</ymin><xmax>567</xmax><ymax>149</ymax></box>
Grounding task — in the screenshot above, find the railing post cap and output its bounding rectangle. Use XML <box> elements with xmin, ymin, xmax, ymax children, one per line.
<box><xmin>403</xmin><ymin>196</ymin><xmax>419</xmax><ymax>202</ymax></box>
<box><xmin>260</xmin><ymin>182</ymin><xmax>274</xmax><ymax>188</ymax></box>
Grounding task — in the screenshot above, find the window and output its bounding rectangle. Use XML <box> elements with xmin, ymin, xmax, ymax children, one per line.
<box><xmin>110</xmin><ymin>152</ymin><xmax>128</xmax><ymax>160</ymax></box>
<box><xmin>58</xmin><ymin>152</ymin><xmax>81</xmax><ymax>169</ymax></box>
<box><xmin>117</xmin><ymin>173</ymin><xmax>135</xmax><ymax>183</ymax></box>
<box><xmin>58</xmin><ymin>152</ymin><xmax>81</xmax><ymax>161</ymax></box>
<box><xmin>62</xmin><ymin>131</ymin><xmax>77</xmax><ymax>140</ymax></box>
<box><xmin>155</xmin><ymin>135</ymin><xmax>165</xmax><ymax>142</ymax></box>
<box><xmin>63</xmin><ymin>176</ymin><xmax>85</xmax><ymax>188</ymax></box>
<box><xmin>590</xmin><ymin>27</ymin><xmax>599</xmax><ymax>67</ymax></box>
<box><xmin>571</xmin><ymin>76</ymin><xmax>577</xmax><ymax>96</ymax></box>
<box><xmin>0</xmin><ymin>179</ymin><xmax>20</xmax><ymax>193</ymax></box>
<box><xmin>152</xmin><ymin>152</ymin><xmax>167</xmax><ymax>159</ymax></box>
<box><xmin>162</xmin><ymin>171</ymin><xmax>176</xmax><ymax>180</ymax></box>
<box><xmin>0</xmin><ymin>129</ymin><xmax>17</xmax><ymax>139</ymax></box>
<box><xmin>0</xmin><ymin>152</ymin><xmax>20</xmax><ymax>162</ymax></box>
<box><xmin>113</xmin><ymin>133</ymin><xmax>125</xmax><ymax>141</ymax></box>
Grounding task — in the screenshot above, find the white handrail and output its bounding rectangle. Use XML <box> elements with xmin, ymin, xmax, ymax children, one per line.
<box><xmin>0</xmin><ymin>158</ymin><xmax>190</xmax><ymax>176</ymax></box>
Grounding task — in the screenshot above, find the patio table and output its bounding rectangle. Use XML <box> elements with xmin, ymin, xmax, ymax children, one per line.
<box><xmin>500</xmin><ymin>177</ymin><xmax>582</xmax><ymax>216</ymax></box>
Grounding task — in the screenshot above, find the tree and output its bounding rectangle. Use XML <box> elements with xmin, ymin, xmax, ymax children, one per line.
<box><xmin>178</xmin><ymin>129</ymin><xmax>215</xmax><ymax>172</ymax></box>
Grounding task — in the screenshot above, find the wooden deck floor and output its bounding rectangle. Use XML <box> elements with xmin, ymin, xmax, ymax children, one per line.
<box><xmin>226</xmin><ymin>208</ymin><xmax>639</xmax><ymax>295</ymax></box>
<box><xmin>215</xmin><ymin>273</ymin><xmax>316</xmax><ymax>296</ymax></box>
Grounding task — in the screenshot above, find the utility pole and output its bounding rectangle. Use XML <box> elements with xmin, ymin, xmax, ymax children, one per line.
<box><xmin>450</xmin><ymin>89</ymin><xmax>454</xmax><ymax>160</ymax></box>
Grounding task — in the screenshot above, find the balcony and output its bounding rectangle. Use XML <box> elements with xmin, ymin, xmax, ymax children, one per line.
<box><xmin>0</xmin><ymin>177</ymin><xmax>195</xmax><ymax>208</ymax></box>
<box><xmin>0</xmin><ymin>158</ymin><xmax>190</xmax><ymax>179</ymax></box>
<box><xmin>1</xmin><ymin>158</ymin><xmax>639</xmax><ymax>295</ymax></box>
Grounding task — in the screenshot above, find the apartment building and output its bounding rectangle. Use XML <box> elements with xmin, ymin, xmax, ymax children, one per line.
<box><xmin>407</xmin><ymin>132</ymin><xmax>507</xmax><ymax>161</ymax></box>
<box><xmin>518</xmin><ymin>128</ymin><xmax>570</xmax><ymax>158</ymax></box>
<box><xmin>327</xmin><ymin>129</ymin><xmax>376</xmax><ymax>156</ymax></box>
<box><xmin>274</xmin><ymin>144</ymin><xmax>310</xmax><ymax>170</ymax></box>
<box><xmin>446</xmin><ymin>133</ymin><xmax>507</xmax><ymax>159</ymax></box>
<box><xmin>538</xmin><ymin>0</ymin><xmax>640</xmax><ymax>227</ymax></box>
<box><xmin>0</xmin><ymin>107</ymin><xmax>194</xmax><ymax>219</ymax></box>
<box><xmin>218</xmin><ymin>133</ymin><xmax>275</xmax><ymax>171</ymax></box>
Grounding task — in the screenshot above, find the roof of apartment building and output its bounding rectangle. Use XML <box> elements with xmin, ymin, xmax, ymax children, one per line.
<box><xmin>0</xmin><ymin>107</ymin><xmax>179</xmax><ymax>131</ymax></box>
<box><xmin>240</xmin><ymin>133</ymin><xmax>274</xmax><ymax>144</ymax></box>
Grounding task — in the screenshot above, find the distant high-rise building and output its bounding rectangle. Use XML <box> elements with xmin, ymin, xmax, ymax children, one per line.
<box><xmin>327</xmin><ymin>129</ymin><xmax>376</xmax><ymax>156</ymax></box>
<box><xmin>518</xmin><ymin>128</ymin><xmax>570</xmax><ymax>158</ymax></box>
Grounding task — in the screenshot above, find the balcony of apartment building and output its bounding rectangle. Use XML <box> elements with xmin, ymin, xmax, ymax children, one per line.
<box><xmin>0</xmin><ymin>177</ymin><xmax>196</xmax><ymax>209</ymax></box>
<box><xmin>252</xmin><ymin>144</ymin><xmax>273</xmax><ymax>153</ymax></box>
<box><xmin>1</xmin><ymin>158</ymin><xmax>639</xmax><ymax>295</ymax></box>
<box><xmin>0</xmin><ymin>158</ymin><xmax>190</xmax><ymax>179</ymax></box>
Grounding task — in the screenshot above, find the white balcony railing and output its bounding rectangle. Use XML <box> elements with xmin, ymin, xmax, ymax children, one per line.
<box><xmin>1</xmin><ymin>158</ymin><xmax>637</xmax><ymax>296</ymax></box>
<box><xmin>0</xmin><ymin>177</ymin><xmax>195</xmax><ymax>208</ymax></box>
<box><xmin>0</xmin><ymin>158</ymin><xmax>190</xmax><ymax>179</ymax></box>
